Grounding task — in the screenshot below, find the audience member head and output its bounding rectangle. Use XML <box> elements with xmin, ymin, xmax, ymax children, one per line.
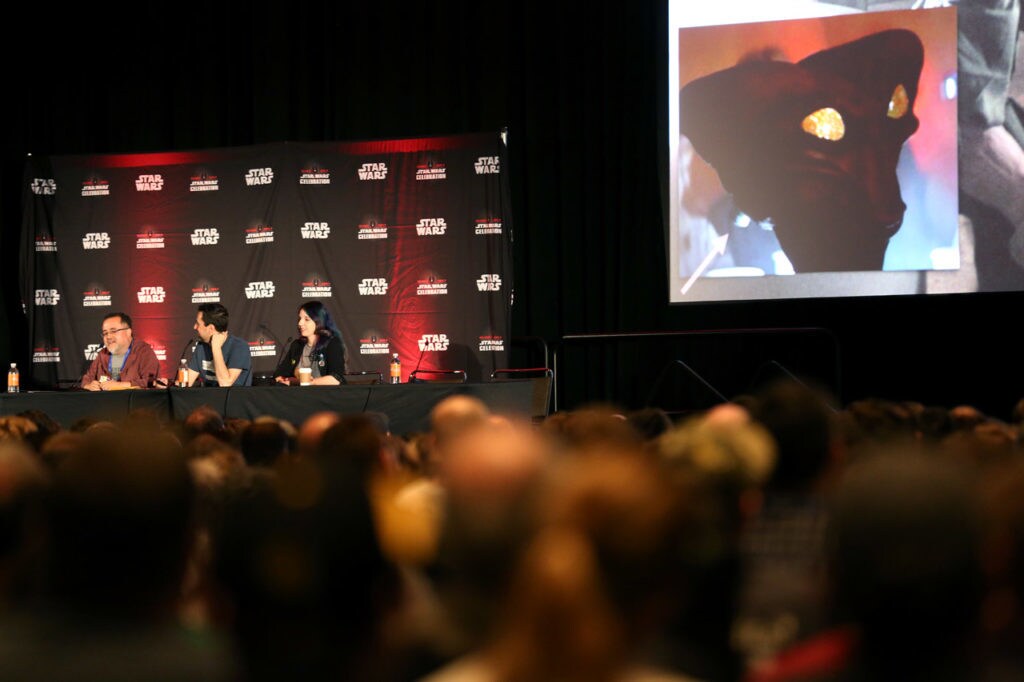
<box><xmin>942</xmin><ymin>419</ymin><xmax>1019</xmax><ymax>468</ymax></box>
<box><xmin>625</xmin><ymin>408</ymin><xmax>673</xmax><ymax>442</ymax></box>
<box><xmin>38</xmin><ymin>431</ymin><xmax>85</xmax><ymax>472</ymax></box>
<box><xmin>841</xmin><ymin>397</ymin><xmax>917</xmax><ymax>453</ymax></box>
<box><xmin>916</xmin><ymin>405</ymin><xmax>954</xmax><ymax>444</ymax></box>
<box><xmin>296</xmin><ymin>411</ymin><xmax>340</xmax><ymax>458</ymax></box>
<box><xmin>0</xmin><ymin>416</ymin><xmax>38</xmax><ymax>448</ymax></box>
<box><xmin>15</xmin><ymin>409</ymin><xmax>61</xmax><ymax>452</ymax></box>
<box><xmin>829</xmin><ymin>450</ymin><xmax>981</xmax><ymax>668</ymax></box>
<box><xmin>47</xmin><ymin>426</ymin><xmax>195</xmax><ymax>620</ymax></box>
<box><xmin>488</xmin><ymin>448</ymin><xmax>682</xmax><ymax>681</ymax></box>
<box><xmin>316</xmin><ymin>413</ymin><xmax>385</xmax><ymax>481</ymax></box>
<box><xmin>223</xmin><ymin>417</ymin><xmax>251</xmax><ymax>447</ymax></box>
<box><xmin>430</xmin><ymin>395</ymin><xmax>489</xmax><ymax>447</ymax></box>
<box><xmin>215</xmin><ymin>451</ymin><xmax>398</xmax><ymax>680</ymax></box>
<box><xmin>240</xmin><ymin>419</ymin><xmax>290</xmax><ymax>467</ymax></box>
<box><xmin>754</xmin><ymin>380</ymin><xmax>837</xmax><ymax>492</ymax></box>
<box><xmin>950</xmin><ymin>404</ymin><xmax>987</xmax><ymax>431</ymax></box>
<box><xmin>540</xmin><ymin>406</ymin><xmax>642</xmax><ymax>454</ymax></box>
<box><xmin>975</xmin><ymin>458</ymin><xmax>1024</xmax><ymax>662</ymax></box>
<box><xmin>658</xmin><ymin>415</ymin><xmax>776</xmax><ymax>535</ymax></box>
<box><xmin>704</xmin><ymin>401</ymin><xmax>752</xmax><ymax>429</ymax></box>
<box><xmin>182</xmin><ymin>405</ymin><xmax>226</xmax><ymax>444</ymax></box>
<box><xmin>0</xmin><ymin>442</ymin><xmax>49</xmax><ymax>603</ymax></box>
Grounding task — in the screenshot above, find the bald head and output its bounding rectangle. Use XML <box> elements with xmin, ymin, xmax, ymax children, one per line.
<box><xmin>297</xmin><ymin>411</ymin><xmax>341</xmax><ymax>457</ymax></box>
<box><xmin>704</xmin><ymin>402</ymin><xmax>751</xmax><ymax>429</ymax></box>
<box><xmin>441</xmin><ymin>419</ymin><xmax>547</xmax><ymax>503</ymax></box>
<box><xmin>430</xmin><ymin>395</ymin><xmax>490</xmax><ymax>449</ymax></box>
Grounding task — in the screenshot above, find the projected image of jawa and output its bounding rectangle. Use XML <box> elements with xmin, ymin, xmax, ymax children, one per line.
<box><xmin>679</xmin><ymin>30</ymin><xmax>923</xmax><ymax>273</ymax></box>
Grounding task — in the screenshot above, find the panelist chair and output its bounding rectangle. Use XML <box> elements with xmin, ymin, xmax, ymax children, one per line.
<box><xmin>409</xmin><ymin>369</ymin><xmax>468</xmax><ymax>384</ymax></box>
<box><xmin>490</xmin><ymin>367</ymin><xmax>553</xmax><ymax>421</ymax></box>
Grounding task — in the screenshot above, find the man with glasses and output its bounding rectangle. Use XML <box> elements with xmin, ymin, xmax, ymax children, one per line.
<box><xmin>81</xmin><ymin>312</ymin><xmax>161</xmax><ymax>390</ymax></box>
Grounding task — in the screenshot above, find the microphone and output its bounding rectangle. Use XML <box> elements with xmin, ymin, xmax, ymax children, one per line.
<box><xmin>274</xmin><ymin>336</ymin><xmax>294</xmax><ymax>377</ymax></box>
<box><xmin>177</xmin><ymin>337</ymin><xmax>198</xmax><ymax>387</ymax></box>
<box><xmin>410</xmin><ymin>342</ymin><xmax>427</xmax><ymax>383</ymax></box>
<box><xmin>259</xmin><ymin>322</ymin><xmax>283</xmax><ymax>345</ymax></box>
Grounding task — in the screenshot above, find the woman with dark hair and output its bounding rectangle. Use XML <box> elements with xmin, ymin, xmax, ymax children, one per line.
<box><xmin>274</xmin><ymin>301</ymin><xmax>347</xmax><ymax>385</ymax></box>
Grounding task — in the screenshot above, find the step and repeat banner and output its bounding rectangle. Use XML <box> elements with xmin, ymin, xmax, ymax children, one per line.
<box><xmin>21</xmin><ymin>132</ymin><xmax>512</xmax><ymax>387</ymax></box>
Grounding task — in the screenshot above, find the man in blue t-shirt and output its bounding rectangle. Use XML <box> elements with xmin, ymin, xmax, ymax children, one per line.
<box><xmin>185</xmin><ymin>303</ymin><xmax>252</xmax><ymax>387</ymax></box>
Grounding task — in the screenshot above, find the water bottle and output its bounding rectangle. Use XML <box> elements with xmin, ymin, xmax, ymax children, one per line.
<box><xmin>176</xmin><ymin>358</ymin><xmax>188</xmax><ymax>387</ymax></box>
<box><xmin>389</xmin><ymin>353</ymin><xmax>401</xmax><ymax>384</ymax></box>
<box><xmin>7</xmin><ymin>363</ymin><xmax>19</xmax><ymax>393</ymax></box>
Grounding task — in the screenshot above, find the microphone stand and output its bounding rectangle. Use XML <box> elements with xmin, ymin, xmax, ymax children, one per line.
<box><xmin>410</xmin><ymin>344</ymin><xmax>427</xmax><ymax>383</ymax></box>
<box><xmin>176</xmin><ymin>337</ymin><xmax>198</xmax><ymax>387</ymax></box>
<box><xmin>273</xmin><ymin>337</ymin><xmax>294</xmax><ymax>379</ymax></box>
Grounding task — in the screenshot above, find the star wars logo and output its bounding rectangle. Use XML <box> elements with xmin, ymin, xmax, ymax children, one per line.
<box><xmin>34</xmin><ymin>289</ymin><xmax>60</xmax><ymax>306</ymax></box>
<box><xmin>476</xmin><ymin>274</ymin><xmax>502</xmax><ymax>291</ymax></box>
<box><xmin>418</xmin><ymin>334</ymin><xmax>450</xmax><ymax>352</ymax></box>
<box><xmin>136</xmin><ymin>231</ymin><xmax>165</xmax><ymax>249</ymax></box>
<box><xmin>190</xmin><ymin>173</ymin><xmax>219</xmax><ymax>192</ymax></box>
<box><xmin>358</xmin><ymin>278</ymin><xmax>388</xmax><ymax>296</ymax></box>
<box><xmin>474</xmin><ymin>156</ymin><xmax>500</xmax><ymax>174</ymax></box>
<box><xmin>245</xmin><ymin>167</ymin><xmax>274</xmax><ymax>186</ymax></box>
<box><xmin>357</xmin><ymin>162</ymin><xmax>388</xmax><ymax>181</ymax></box>
<box><xmin>301</xmin><ymin>277</ymin><xmax>333</xmax><ymax>298</ymax></box>
<box><xmin>416</xmin><ymin>218</ymin><xmax>447</xmax><ymax>236</ymax></box>
<box><xmin>415</xmin><ymin>163</ymin><xmax>446</xmax><ymax>181</ymax></box>
<box><xmin>31</xmin><ymin>178</ymin><xmax>57</xmax><ymax>195</ymax></box>
<box><xmin>359</xmin><ymin>332</ymin><xmax>390</xmax><ymax>355</ymax></box>
<box><xmin>479</xmin><ymin>335</ymin><xmax>504</xmax><ymax>352</ymax></box>
<box><xmin>152</xmin><ymin>346</ymin><xmax>168</xmax><ymax>362</ymax></box>
<box><xmin>137</xmin><ymin>286</ymin><xmax>166</xmax><ymax>304</ymax></box>
<box><xmin>301</xmin><ymin>222</ymin><xmax>330</xmax><ymax>239</ymax></box>
<box><xmin>84</xmin><ymin>344</ymin><xmax>102</xmax><ymax>361</ymax></box>
<box><xmin>245</xmin><ymin>281</ymin><xmax>276</xmax><ymax>299</ymax></box>
<box><xmin>357</xmin><ymin>221</ymin><xmax>388</xmax><ymax>240</ymax></box>
<box><xmin>82</xmin><ymin>232</ymin><xmax>111</xmax><ymax>249</ymax></box>
<box><xmin>82</xmin><ymin>287</ymin><xmax>111</xmax><ymax>307</ymax></box>
<box><xmin>245</xmin><ymin>225</ymin><xmax>274</xmax><ymax>244</ymax></box>
<box><xmin>32</xmin><ymin>347</ymin><xmax>60</xmax><ymax>363</ymax></box>
<box><xmin>81</xmin><ymin>179</ymin><xmax>110</xmax><ymax>197</ymax></box>
<box><xmin>191</xmin><ymin>282</ymin><xmax>221</xmax><ymax>303</ymax></box>
<box><xmin>191</xmin><ymin>228</ymin><xmax>220</xmax><ymax>245</ymax></box>
<box><xmin>35</xmin><ymin>236</ymin><xmax>57</xmax><ymax>252</ymax></box>
<box><xmin>135</xmin><ymin>174</ymin><xmax>164</xmax><ymax>191</ymax></box>
<box><xmin>416</xmin><ymin>275</ymin><xmax>448</xmax><ymax>296</ymax></box>
<box><xmin>475</xmin><ymin>218</ymin><xmax>502</xmax><ymax>236</ymax></box>
<box><xmin>248</xmin><ymin>337</ymin><xmax>277</xmax><ymax>358</ymax></box>
<box><xmin>299</xmin><ymin>166</ymin><xmax>331</xmax><ymax>185</ymax></box>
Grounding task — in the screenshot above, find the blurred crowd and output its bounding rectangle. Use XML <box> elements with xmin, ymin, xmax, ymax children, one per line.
<box><xmin>1</xmin><ymin>382</ymin><xmax>1023</xmax><ymax>681</ymax></box>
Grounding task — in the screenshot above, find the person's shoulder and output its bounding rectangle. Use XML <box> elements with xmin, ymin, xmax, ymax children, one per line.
<box><xmin>134</xmin><ymin>339</ymin><xmax>156</xmax><ymax>352</ymax></box>
<box><xmin>228</xmin><ymin>334</ymin><xmax>249</xmax><ymax>348</ymax></box>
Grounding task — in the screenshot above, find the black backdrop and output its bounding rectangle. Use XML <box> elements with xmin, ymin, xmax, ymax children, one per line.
<box><xmin>20</xmin><ymin>136</ymin><xmax>512</xmax><ymax>386</ymax></box>
<box><xmin>1</xmin><ymin>2</ymin><xmax>1020</xmax><ymax>416</ymax></box>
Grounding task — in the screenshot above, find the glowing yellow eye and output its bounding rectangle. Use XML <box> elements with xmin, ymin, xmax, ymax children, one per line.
<box><xmin>801</xmin><ymin>107</ymin><xmax>845</xmax><ymax>141</ymax></box>
<box><xmin>888</xmin><ymin>84</ymin><xmax>909</xmax><ymax>119</ymax></box>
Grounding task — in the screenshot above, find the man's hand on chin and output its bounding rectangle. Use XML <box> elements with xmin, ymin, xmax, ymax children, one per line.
<box><xmin>211</xmin><ymin>331</ymin><xmax>228</xmax><ymax>352</ymax></box>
